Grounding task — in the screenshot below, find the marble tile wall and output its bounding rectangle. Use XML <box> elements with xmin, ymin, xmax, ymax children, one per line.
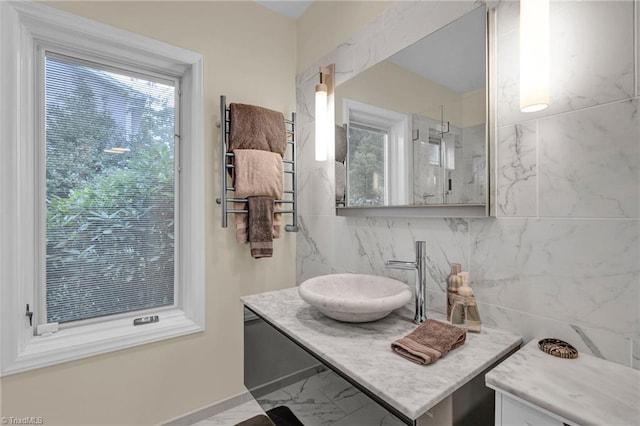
<box><xmin>296</xmin><ymin>0</ymin><xmax>640</xmax><ymax>369</ymax></box>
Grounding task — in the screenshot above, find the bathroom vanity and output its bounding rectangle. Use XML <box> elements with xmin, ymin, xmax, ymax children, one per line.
<box><xmin>242</xmin><ymin>287</ymin><xmax>522</xmax><ymax>426</ymax></box>
<box><xmin>486</xmin><ymin>340</ymin><xmax>640</xmax><ymax>426</ymax></box>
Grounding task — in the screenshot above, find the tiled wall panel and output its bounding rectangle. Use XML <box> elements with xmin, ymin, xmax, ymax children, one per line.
<box><xmin>296</xmin><ymin>0</ymin><xmax>640</xmax><ymax>368</ymax></box>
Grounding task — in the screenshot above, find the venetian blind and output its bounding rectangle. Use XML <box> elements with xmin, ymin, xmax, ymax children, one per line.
<box><xmin>44</xmin><ymin>53</ymin><xmax>176</xmax><ymax>324</ymax></box>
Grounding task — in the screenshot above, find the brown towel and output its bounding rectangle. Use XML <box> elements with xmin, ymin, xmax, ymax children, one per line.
<box><xmin>248</xmin><ymin>197</ymin><xmax>274</xmax><ymax>258</ymax></box>
<box><xmin>234</xmin><ymin>202</ymin><xmax>282</xmax><ymax>243</ymax></box>
<box><xmin>391</xmin><ymin>319</ymin><xmax>466</xmax><ymax>365</ymax></box>
<box><xmin>229</xmin><ymin>103</ymin><xmax>287</xmax><ymax>156</ymax></box>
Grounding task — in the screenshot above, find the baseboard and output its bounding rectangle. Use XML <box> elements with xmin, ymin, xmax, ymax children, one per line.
<box><xmin>160</xmin><ymin>390</ymin><xmax>255</xmax><ymax>426</ymax></box>
<box><xmin>160</xmin><ymin>364</ymin><xmax>324</xmax><ymax>426</ymax></box>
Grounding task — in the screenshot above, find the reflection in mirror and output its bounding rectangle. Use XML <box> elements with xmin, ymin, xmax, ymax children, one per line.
<box><xmin>335</xmin><ymin>5</ymin><xmax>487</xmax><ymax>208</ymax></box>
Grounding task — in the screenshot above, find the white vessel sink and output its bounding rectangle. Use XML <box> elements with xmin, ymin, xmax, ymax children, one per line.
<box><xmin>298</xmin><ymin>273</ymin><xmax>412</xmax><ymax>323</ymax></box>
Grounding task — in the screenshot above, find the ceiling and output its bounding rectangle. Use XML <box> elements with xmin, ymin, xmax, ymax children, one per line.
<box><xmin>255</xmin><ymin>1</ymin><xmax>312</xmax><ymax>19</ymax></box>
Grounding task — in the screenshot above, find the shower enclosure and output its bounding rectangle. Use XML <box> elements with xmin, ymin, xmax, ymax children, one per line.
<box><xmin>412</xmin><ymin>113</ymin><xmax>485</xmax><ymax>205</ymax></box>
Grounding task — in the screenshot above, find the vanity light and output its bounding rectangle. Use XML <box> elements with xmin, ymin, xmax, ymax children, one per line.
<box><xmin>315</xmin><ymin>64</ymin><xmax>334</xmax><ymax>162</ymax></box>
<box><xmin>519</xmin><ymin>0</ymin><xmax>549</xmax><ymax>113</ymax></box>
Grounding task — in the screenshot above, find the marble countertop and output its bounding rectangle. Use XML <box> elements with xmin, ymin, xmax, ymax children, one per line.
<box><xmin>242</xmin><ymin>287</ymin><xmax>522</xmax><ymax>421</ymax></box>
<box><xmin>485</xmin><ymin>340</ymin><xmax>640</xmax><ymax>426</ymax></box>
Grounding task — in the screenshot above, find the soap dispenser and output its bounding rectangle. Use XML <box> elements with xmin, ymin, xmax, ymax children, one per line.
<box><xmin>449</xmin><ymin>273</ymin><xmax>466</xmax><ymax>326</ymax></box>
<box><xmin>450</xmin><ymin>272</ymin><xmax>481</xmax><ymax>333</ymax></box>
<box><xmin>446</xmin><ymin>263</ymin><xmax>462</xmax><ymax>318</ymax></box>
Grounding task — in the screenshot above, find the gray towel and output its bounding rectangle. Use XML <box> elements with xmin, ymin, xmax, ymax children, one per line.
<box><xmin>248</xmin><ymin>197</ymin><xmax>274</xmax><ymax>259</ymax></box>
<box><xmin>335</xmin><ymin>161</ymin><xmax>346</xmax><ymax>202</ymax></box>
<box><xmin>229</xmin><ymin>103</ymin><xmax>287</xmax><ymax>156</ymax></box>
<box><xmin>335</xmin><ymin>124</ymin><xmax>347</xmax><ymax>163</ymax></box>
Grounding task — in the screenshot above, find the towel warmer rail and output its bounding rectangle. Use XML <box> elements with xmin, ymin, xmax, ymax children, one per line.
<box><xmin>215</xmin><ymin>95</ymin><xmax>298</xmax><ymax>232</ymax></box>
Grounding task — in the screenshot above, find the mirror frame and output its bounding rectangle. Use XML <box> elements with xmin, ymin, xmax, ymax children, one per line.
<box><xmin>335</xmin><ymin>5</ymin><xmax>497</xmax><ymax>218</ymax></box>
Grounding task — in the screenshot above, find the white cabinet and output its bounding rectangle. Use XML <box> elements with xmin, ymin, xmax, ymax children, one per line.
<box><xmin>495</xmin><ymin>392</ymin><xmax>568</xmax><ymax>426</ymax></box>
<box><xmin>486</xmin><ymin>341</ymin><xmax>640</xmax><ymax>426</ymax></box>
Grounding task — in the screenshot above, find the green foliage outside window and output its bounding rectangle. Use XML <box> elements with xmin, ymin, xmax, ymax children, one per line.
<box><xmin>45</xmin><ymin>60</ymin><xmax>175</xmax><ymax>323</ymax></box>
<box><xmin>347</xmin><ymin>126</ymin><xmax>385</xmax><ymax>206</ymax></box>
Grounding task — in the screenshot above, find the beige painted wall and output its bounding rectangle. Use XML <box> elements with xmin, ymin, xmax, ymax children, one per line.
<box><xmin>0</xmin><ymin>2</ymin><xmax>297</xmax><ymax>425</ymax></box>
<box><xmin>334</xmin><ymin>59</ymin><xmax>486</xmax><ymax>130</ymax></box>
<box><xmin>296</xmin><ymin>0</ymin><xmax>392</xmax><ymax>72</ymax></box>
<box><xmin>335</xmin><ymin>60</ymin><xmax>464</xmax><ymax>127</ymax></box>
<box><xmin>461</xmin><ymin>87</ymin><xmax>486</xmax><ymax>128</ymax></box>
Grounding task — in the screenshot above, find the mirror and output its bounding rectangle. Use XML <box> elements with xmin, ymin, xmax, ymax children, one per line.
<box><xmin>335</xmin><ymin>6</ymin><xmax>487</xmax><ymax>211</ymax></box>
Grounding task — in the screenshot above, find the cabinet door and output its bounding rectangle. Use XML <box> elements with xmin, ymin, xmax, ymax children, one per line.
<box><xmin>497</xmin><ymin>393</ymin><xmax>565</xmax><ymax>426</ymax></box>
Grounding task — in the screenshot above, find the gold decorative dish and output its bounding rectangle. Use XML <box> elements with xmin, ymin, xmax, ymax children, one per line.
<box><xmin>538</xmin><ymin>338</ymin><xmax>578</xmax><ymax>359</ymax></box>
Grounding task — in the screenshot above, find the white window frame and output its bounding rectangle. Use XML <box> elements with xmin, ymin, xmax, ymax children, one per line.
<box><xmin>37</xmin><ymin>48</ymin><xmax>183</xmax><ymax>329</ymax></box>
<box><xmin>342</xmin><ymin>99</ymin><xmax>412</xmax><ymax>206</ymax></box>
<box><xmin>0</xmin><ymin>0</ymin><xmax>205</xmax><ymax>376</ymax></box>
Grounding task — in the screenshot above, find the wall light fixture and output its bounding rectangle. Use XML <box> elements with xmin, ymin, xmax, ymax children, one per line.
<box><xmin>520</xmin><ymin>0</ymin><xmax>549</xmax><ymax>112</ymax></box>
<box><xmin>315</xmin><ymin>64</ymin><xmax>334</xmax><ymax>161</ymax></box>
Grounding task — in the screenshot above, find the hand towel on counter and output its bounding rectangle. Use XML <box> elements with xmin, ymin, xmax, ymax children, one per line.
<box><xmin>391</xmin><ymin>319</ymin><xmax>466</xmax><ymax>365</ymax></box>
<box><xmin>248</xmin><ymin>197</ymin><xmax>274</xmax><ymax>258</ymax></box>
<box><xmin>229</xmin><ymin>103</ymin><xmax>287</xmax><ymax>156</ymax></box>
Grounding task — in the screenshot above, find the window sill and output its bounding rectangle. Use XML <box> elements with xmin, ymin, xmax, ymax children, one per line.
<box><xmin>3</xmin><ymin>309</ymin><xmax>203</xmax><ymax>377</ymax></box>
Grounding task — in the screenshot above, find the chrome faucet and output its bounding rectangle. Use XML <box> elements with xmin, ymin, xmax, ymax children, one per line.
<box><xmin>385</xmin><ymin>241</ymin><xmax>427</xmax><ymax>324</ymax></box>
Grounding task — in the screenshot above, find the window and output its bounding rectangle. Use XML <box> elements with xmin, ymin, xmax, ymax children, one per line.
<box><xmin>347</xmin><ymin>124</ymin><xmax>387</xmax><ymax>207</ymax></box>
<box><xmin>44</xmin><ymin>54</ymin><xmax>177</xmax><ymax>325</ymax></box>
<box><xmin>343</xmin><ymin>99</ymin><xmax>412</xmax><ymax>207</ymax></box>
<box><xmin>1</xmin><ymin>1</ymin><xmax>204</xmax><ymax>376</ymax></box>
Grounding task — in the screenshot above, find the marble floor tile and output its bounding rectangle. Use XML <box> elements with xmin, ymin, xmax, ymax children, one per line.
<box><xmin>331</xmin><ymin>402</ymin><xmax>405</xmax><ymax>426</ymax></box>
<box><xmin>318</xmin><ymin>372</ymin><xmax>371</xmax><ymax>415</ymax></box>
<box><xmin>192</xmin><ymin>399</ymin><xmax>265</xmax><ymax>426</ymax></box>
<box><xmin>197</xmin><ymin>369</ymin><xmax>406</xmax><ymax>426</ymax></box>
<box><xmin>257</xmin><ymin>371</ymin><xmax>348</xmax><ymax>426</ymax></box>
